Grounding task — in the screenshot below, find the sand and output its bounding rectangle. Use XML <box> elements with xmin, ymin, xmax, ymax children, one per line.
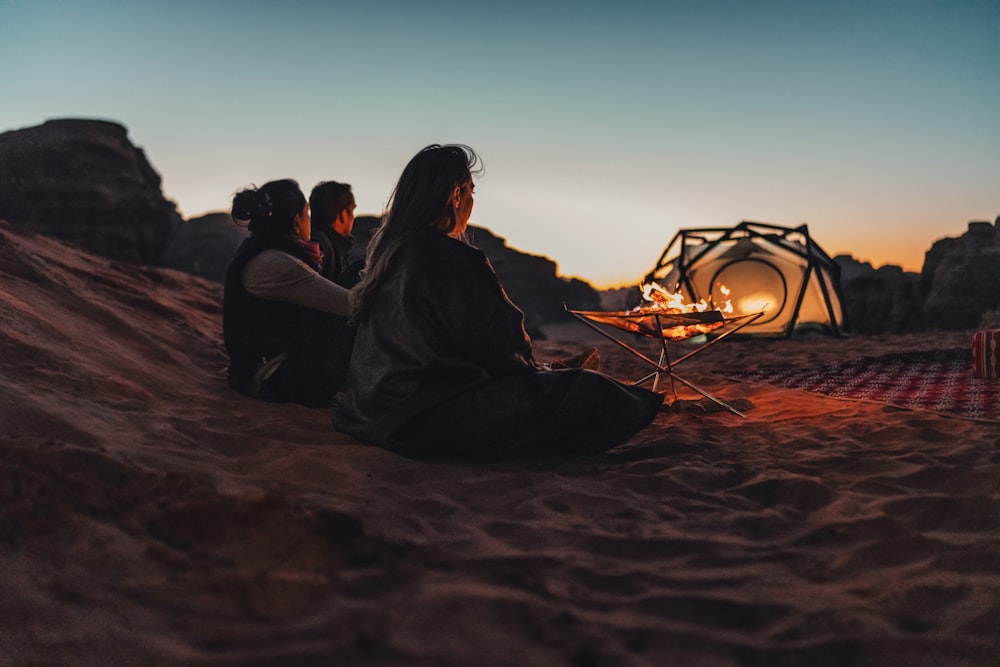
<box><xmin>1</xmin><ymin>219</ymin><xmax>998</xmax><ymax>666</ymax></box>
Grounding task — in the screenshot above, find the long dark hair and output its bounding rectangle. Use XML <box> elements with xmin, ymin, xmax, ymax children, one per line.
<box><xmin>231</xmin><ymin>179</ymin><xmax>306</xmax><ymax>239</ymax></box>
<box><xmin>354</xmin><ymin>144</ymin><xmax>482</xmax><ymax>318</ymax></box>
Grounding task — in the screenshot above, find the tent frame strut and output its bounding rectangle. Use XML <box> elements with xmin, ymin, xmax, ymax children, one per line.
<box><xmin>643</xmin><ymin>220</ymin><xmax>846</xmax><ymax>338</ymax></box>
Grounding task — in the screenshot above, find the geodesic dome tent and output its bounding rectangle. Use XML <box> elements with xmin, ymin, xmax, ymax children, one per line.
<box><xmin>644</xmin><ymin>221</ymin><xmax>846</xmax><ymax>337</ymax></box>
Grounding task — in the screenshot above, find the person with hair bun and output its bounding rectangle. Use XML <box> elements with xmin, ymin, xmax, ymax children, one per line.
<box><xmin>223</xmin><ymin>179</ymin><xmax>354</xmax><ymax>407</ymax></box>
<box><xmin>334</xmin><ymin>144</ymin><xmax>662</xmax><ymax>460</ymax></box>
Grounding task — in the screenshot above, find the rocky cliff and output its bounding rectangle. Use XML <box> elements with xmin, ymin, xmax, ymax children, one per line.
<box><xmin>162</xmin><ymin>212</ymin><xmax>247</xmax><ymax>282</ymax></box>
<box><xmin>835</xmin><ymin>256</ymin><xmax>923</xmax><ymax>335</ymax></box>
<box><xmin>0</xmin><ymin>118</ymin><xmax>181</xmax><ymax>264</ymax></box>
<box><xmin>920</xmin><ymin>220</ymin><xmax>1000</xmax><ymax>330</ymax></box>
<box><xmin>835</xmin><ymin>218</ymin><xmax>1000</xmax><ymax>334</ymax></box>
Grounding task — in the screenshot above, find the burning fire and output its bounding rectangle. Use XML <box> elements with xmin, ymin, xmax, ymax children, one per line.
<box><xmin>628</xmin><ymin>282</ymin><xmax>733</xmax><ymax>340</ymax></box>
<box><xmin>635</xmin><ymin>282</ymin><xmax>733</xmax><ymax>315</ymax></box>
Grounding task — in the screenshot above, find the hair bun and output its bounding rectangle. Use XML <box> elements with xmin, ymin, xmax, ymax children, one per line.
<box><xmin>232</xmin><ymin>187</ymin><xmax>274</xmax><ymax>225</ymax></box>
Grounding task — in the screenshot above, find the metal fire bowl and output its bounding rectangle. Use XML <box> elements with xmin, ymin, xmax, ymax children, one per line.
<box><xmin>571</xmin><ymin>308</ymin><xmax>727</xmax><ymax>341</ymax></box>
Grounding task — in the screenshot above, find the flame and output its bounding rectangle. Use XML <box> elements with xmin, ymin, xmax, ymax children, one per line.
<box><xmin>635</xmin><ymin>282</ymin><xmax>733</xmax><ymax>315</ymax></box>
<box><xmin>628</xmin><ymin>282</ymin><xmax>734</xmax><ymax>340</ymax></box>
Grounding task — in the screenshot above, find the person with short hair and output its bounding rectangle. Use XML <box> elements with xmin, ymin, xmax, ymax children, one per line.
<box><xmin>335</xmin><ymin>145</ymin><xmax>662</xmax><ymax>460</ymax></box>
<box><xmin>224</xmin><ymin>179</ymin><xmax>353</xmax><ymax>407</ymax></box>
<box><xmin>309</xmin><ymin>180</ymin><xmax>361</xmax><ymax>286</ymax></box>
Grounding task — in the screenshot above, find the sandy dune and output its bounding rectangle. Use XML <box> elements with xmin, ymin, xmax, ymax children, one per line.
<box><xmin>1</xmin><ymin>219</ymin><xmax>997</xmax><ymax>666</ymax></box>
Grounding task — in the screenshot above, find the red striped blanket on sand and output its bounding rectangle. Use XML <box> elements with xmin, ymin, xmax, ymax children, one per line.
<box><xmin>725</xmin><ymin>348</ymin><xmax>1000</xmax><ymax>422</ymax></box>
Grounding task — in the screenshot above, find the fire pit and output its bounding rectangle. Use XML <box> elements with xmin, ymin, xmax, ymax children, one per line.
<box><xmin>570</xmin><ymin>308</ymin><xmax>729</xmax><ymax>341</ymax></box>
<box><xmin>566</xmin><ymin>284</ymin><xmax>764</xmax><ymax>417</ymax></box>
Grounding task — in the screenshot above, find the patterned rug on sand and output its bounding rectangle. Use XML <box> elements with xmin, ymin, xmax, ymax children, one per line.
<box><xmin>724</xmin><ymin>348</ymin><xmax>1000</xmax><ymax>422</ymax></box>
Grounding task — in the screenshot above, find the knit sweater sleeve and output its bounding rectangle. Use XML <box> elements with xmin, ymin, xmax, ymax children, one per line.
<box><xmin>242</xmin><ymin>250</ymin><xmax>354</xmax><ymax>316</ymax></box>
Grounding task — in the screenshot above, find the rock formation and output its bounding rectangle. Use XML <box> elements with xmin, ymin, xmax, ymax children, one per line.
<box><xmin>834</xmin><ymin>218</ymin><xmax>1000</xmax><ymax>334</ymax></box>
<box><xmin>920</xmin><ymin>220</ymin><xmax>1000</xmax><ymax>331</ymax></box>
<box><xmin>598</xmin><ymin>286</ymin><xmax>644</xmax><ymax>312</ymax></box>
<box><xmin>162</xmin><ymin>212</ymin><xmax>246</xmax><ymax>282</ymax></box>
<box><xmin>0</xmin><ymin>118</ymin><xmax>181</xmax><ymax>264</ymax></box>
<box><xmin>834</xmin><ymin>256</ymin><xmax>922</xmax><ymax>335</ymax></box>
<box><xmin>468</xmin><ymin>226</ymin><xmax>602</xmax><ymax>327</ymax></box>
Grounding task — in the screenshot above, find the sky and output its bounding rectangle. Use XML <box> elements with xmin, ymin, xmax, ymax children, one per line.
<box><xmin>1</xmin><ymin>0</ymin><xmax>997</xmax><ymax>287</ymax></box>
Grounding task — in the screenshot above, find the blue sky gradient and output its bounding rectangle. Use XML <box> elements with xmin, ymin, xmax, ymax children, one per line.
<box><xmin>1</xmin><ymin>0</ymin><xmax>997</xmax><ymax>286</ymax></box>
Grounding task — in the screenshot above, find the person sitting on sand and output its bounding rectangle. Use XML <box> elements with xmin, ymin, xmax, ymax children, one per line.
<box><xmin>223</xmin><ymin>179</ymin><xmax>354</xmax><ymax>407</ymax></box>
<box><xmin>309</xmin><ymin>180</ymin><xmax>363</xmax><ymax>287</ymax></box>
<box><xmin>334</xmin><ymin>144</ymin><xmax>663</xmax><ymax>460</ymax></box>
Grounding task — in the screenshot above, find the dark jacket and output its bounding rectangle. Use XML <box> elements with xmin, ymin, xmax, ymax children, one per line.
<box><xmin>223</xmin><ymin>236</ymin><xmax>346</xmax><ymax>407</ymax></box>
<box><xmin>334</xmin><ymin>231</ymin><xmax>661</xmax><ymax>460</ymax></box>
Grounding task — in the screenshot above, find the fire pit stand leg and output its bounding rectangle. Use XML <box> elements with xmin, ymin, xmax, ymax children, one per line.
<box><xmin>637</xmin><ymin>337</ymin><xmax>745</xmax><ymax>417</ymax></box>
<box><xmin>565</xmin><ymin>309</ymin><xmax>667</xmax><ymax>372</ymax></box>
<box><xmin>665</xmin><ymin>370</ymin><xmax>748</xmax><ymax>418</ymax></box>
<box><xmin>652</xmin><ymin>314</ymin><xmax>677</xmax><ymax>398</ymax></box>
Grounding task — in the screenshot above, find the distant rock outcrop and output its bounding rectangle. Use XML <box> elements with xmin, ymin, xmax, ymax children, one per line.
<box><xmin>598</xmin><ymin>286</ymin><xmax>643</xmax><ymax>312</ymax></box>
<box><xmin>834</xmin><ymin>218</ymin><xmax>1000</xmax><ymax>334</ymax></box>
<box><xmin>468</xmin><ymin>226</ymin><xmax>601</xmax><ymax>327</ymax></box>
<box><xmin>920</xmin><ymin>220</ymin><xmax>1000</xmax><ymax>330</ymax></box>
<box><xmin>0</xmin><ymin>118</ymin><xmax>181</xmax><ymax>264</ymax></box>
<box><xmin>162</xmin><ymin>212</ymin><xmax>246</xmax><ymax>282</ymax></box>
<box><xmin>834</xmin><ymin>256</ymin><xmax>922</xmax><ymax>335</ymax></box>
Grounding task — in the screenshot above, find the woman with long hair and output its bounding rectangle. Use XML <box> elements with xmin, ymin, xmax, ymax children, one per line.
<box><xmin>223</xmin><ymin>179</ymin><xmax>353</xmax><ymax>407</ymax></box>
<box><xmin>335</xmin><ymin>145</ymin><xmax>662</xmax><ymax>460</ymax></box>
